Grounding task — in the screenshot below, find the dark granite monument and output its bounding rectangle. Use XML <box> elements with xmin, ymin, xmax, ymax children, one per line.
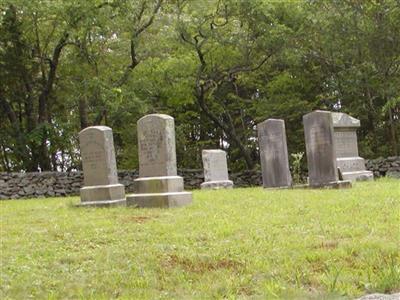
<box><xmin>257</xmin><ymin>119</ymin><xmax>292</xmax><ymax>188</ymax></box>
<box><xmin>303</xmin><ymin>110</ymin><xmax>351</xmax><ymax>188</ymax></box>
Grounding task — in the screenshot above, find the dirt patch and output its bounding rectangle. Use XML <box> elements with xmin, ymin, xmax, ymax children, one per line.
<box><xmin>313</xmin><ymin>240</ymin><xmax>339</xmax><ymax>250</ymax></box>
<box><xmin>309</xmin><ymin>261</ymin><xmax>326</xmax><ymax>273</ymax></box>
<box><xmin>238</xmin><ymin>284</ymin><xmax>255</xmax><ymax>296</ymax></box>
<box><xmin>162</xmin><ymin>254</ymin><xmax>244</xmax><ymax>274</ymax></box>
<box><xmin>121</xmin><ymin>215</ymin><xmax>158</xmax><ymax>223</ymax></box>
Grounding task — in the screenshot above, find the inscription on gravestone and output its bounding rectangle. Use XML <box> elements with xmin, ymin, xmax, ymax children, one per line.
<box><xmin>139</xmin><ymin>129</ymin><xmax>163</xmax><ymax>165</ymax></box>
<box><xmin>334</xmin><ymin>131</ymin><xmax>358</xmax><ymax>157</ymax></box>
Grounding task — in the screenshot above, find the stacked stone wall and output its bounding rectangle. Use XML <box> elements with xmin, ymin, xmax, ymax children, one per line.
<box><xmin>1</xmin><ymin>156</ymin><xmax>398</xmax><ymax>200</ymax></box>
<box><xmin>365</xmin><ymin>156</ymin><xmax>400</xmax><ymax>178</ymax></box>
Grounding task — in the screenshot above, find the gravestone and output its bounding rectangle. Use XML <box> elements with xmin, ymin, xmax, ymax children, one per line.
<box><xmin>78</xmin><ymin>126</ymin><xmax>126</xmax><ymax>207</ymax></box>
<box><xmin>257</xmin><ymin>119</ymin><xmax>292</xmax><ymax>188</ymax></box>
<box><xmin>303</xmin><ymin>110</ymin><xmax>351</xmax><ymax>188</ymax></box>
<box><xmin>201</xmin><ymin>150</ymin><xmax>233</xmax><ymax>189</ymax></box>
<box><xmin>126</xmin><ymin>114</ymin><xmax>192</xmax><ymax>208</ymax></box>
<box><xmin>332</xmin><ymin>112</ymin><xmax>373</xmax><ymax>181</ymax></box>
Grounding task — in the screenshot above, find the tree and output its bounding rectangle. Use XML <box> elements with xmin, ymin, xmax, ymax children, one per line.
<box><xmin>300</xmin><ymin>0</ymin><xmax>400</xmax><ymax>156</ymax></box>
<box><xmin>1</xmin><ymin>0</ymin><xmax>398</xmax><ymax>173</ymax></box>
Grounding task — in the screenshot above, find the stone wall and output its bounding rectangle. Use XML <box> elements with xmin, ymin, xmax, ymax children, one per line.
<box><xmin>0</xmin><ymin>168</ymin><xmax>263</xmax><ymax>200</ymax></box>
<box><xmin>1</xmin><ymin>156</ymin><xmax>398</xmax><ymax>200</ymax></box>
<box><xmin>365</xmin><ymin>156</ymin><xmax>400</xmax><ymax>178</ymax></box>
<box><xmin>0</xmin><ymin>171</ymin><xmax>136</xmax><ymax>200</ymax></box>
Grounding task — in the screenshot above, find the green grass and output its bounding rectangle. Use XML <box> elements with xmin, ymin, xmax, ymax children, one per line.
<box><xmin>1</xmin><ymin>179</ymin><xmax>399</xmax><ymax>299</ymax></box>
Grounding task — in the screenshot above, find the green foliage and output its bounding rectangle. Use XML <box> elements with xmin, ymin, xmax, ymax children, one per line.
<box><xmin>290</xmin><ymin>151</ymin><xmax>304</xmax><ymax>184</ymax></box>
<box><xmin>0</xmin><ymin>179</ymin><xmax>399</xmax><ymax>298</ymax></box>
<box><xmin>0</xmin><ymin>0</ymin><xmax>399</xmax><ymax>172</ymax></box>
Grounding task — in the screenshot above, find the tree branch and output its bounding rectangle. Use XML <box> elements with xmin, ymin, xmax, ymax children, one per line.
<box><xmin>226</xmin><ymin>54</ymin><xmax>272</xmax><ymax>77</ymax></box>
<box><xmin>38</xmin><ymin>31</ymin><xmax>69</xmax><ymax>123</ymax></box>
<box><xmin>0</xmin><ymin>92</ymin><xmax>18</xmax><ymax>125</ymax></box>
<box><xmin>114</xmin><ymin>0</ymin><xmax>163</xmax><ymax>87</ymax></box>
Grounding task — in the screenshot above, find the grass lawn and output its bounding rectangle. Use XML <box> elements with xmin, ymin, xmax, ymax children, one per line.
<box><xmin>0</xmin><ymin>179</ymin><xmax>399</xmax><ymax>299</ymax></box>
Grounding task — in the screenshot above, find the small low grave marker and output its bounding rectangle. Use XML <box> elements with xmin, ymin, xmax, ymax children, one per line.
<box><xmin>78</xmin><ymin>126</ymin><xmax>126</xmax><ymax>207</ymax></box>
<box><xmin>201</xmin><ymin>149</ymin><xmax>233</xmax><ymax>189</ymax></box>
<box><xmin>126</xmin><ymin>114</ymin><xmax>192</xmax><ymax>208</ymax></box>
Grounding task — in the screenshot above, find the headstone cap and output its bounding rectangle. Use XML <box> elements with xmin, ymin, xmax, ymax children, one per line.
<box><xmin>303</xmin><ymin>110</ymin><xmax>332</xmax><ymax>121</ymax></box>
<box><xmin>304</xmin><ymin>110</ymin><xmax>331</xmax><ymax>116</ymax></box>
<box><xmin>79</xmin><ymin>126</ymin><xmax>112</xmax><ymax>135</ymax></box>
<box><xmin>258</xmin><ymin>118</ymin><xmax>284</xmax><ymax>126</ymax></box>
<box><xmin>332</xmin><ymin>112</ymin><xmax>360</xmax><ymax>128</ymax></box>
<box><xmin>138</xmin><ymin>114</ymin><xmax>173</xmax><ymax>122</ymax></box>
<box><xmin>202</xmin><ymin>149</ymin><xmax>226</xmax><ymax>154</ymax></box>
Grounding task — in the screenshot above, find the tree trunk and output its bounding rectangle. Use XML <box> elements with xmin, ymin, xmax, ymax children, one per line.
<box><xmin>195</xmin><ymin>90</ymin><xmax>255</xmax><ymax>170</ymax></box>
<box><xmin>388</xmin><ymin>108</ymin><xmax>398</xmax><ymax>156</ymax></box>
<box><xmin>0</xmin><ymin>94</ymin><xmax>35</xmax><ymax>171</ymax></box>
<box><xmin>93</xmin><ymin>108</ymin><xmax>106</xmax><ymax>125</ymax></box>
<box><xmin>35</xmin><ymin>32</ymin><xmax>69</xmax><ymax>171</ymax></box>
<box><xmin>79</xmin><ymin>97</ymin><xmax>89</xmax><ymax>129</ymax></box>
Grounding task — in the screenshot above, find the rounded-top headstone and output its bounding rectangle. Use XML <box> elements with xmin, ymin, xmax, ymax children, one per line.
<box><xmin>79</xmin><ymin>126</ymin><xmax>118</xmax><ymax>187</ymax></box>
<box><xmin>137</xmin><ymin>114</ymin><xmax>177</xmax><ymax>177</ymax></box>
<box><xmin>202</xmin><ymin>149</ymin><xmax>229</xmax><ymax>182</ymax></box>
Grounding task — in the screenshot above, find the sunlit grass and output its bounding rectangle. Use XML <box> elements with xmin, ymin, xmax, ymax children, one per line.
<box><xmin>1</xmin><ymin>178</ymin><xmax>399</xmax><ymax>299</ymax></box>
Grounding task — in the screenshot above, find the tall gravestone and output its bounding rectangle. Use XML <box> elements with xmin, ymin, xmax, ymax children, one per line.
<box><xmin>303</xmin><ymin>110</ymin><xmax>351</xmax><ymax>188</ymax></box>
<box><xmin>332</xmin><ymin>112</ymin><xmax>373</xmax><ymax>181</ymax></box>
<box><xmin>257</xmin><ymin>119</ymin><xmax>292</xmax><ymax>188</ymax></box>
<box><xmin>79</xmin><ymin>126</ymin><xmax>126</xmax><ymax>207</ymax></box>
<box><xmin>126</xmin><ymin>114</ymin><xmax>192</xmax><ymax>208</ymax></box>
<box><xmin>201</xmin><ymin>150</ymin><xmax>233</xmax><ymax>189</ymax></box>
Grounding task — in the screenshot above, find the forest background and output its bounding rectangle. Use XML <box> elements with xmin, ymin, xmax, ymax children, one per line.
<box><xmin>1</xmin><ymin>0</ymin><xmax>399</xmax><ymax>172</ymax></box>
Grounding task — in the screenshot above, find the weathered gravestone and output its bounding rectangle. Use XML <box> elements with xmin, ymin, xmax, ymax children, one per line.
<box><xmin>332</xmin><ymin>112</ymin><xmax>373</xmax><ymax>181</ymax></box>
<box><xmin>78</xmin><ymin>126</ymin><xmax>126</xmax><ymax>207</ymax></box>
<box><xmin>126</xmin><ymin>114</ymin><xmax>192</xmax><ymax>208</ymax></box>
<box><xmin>303</xmin><ymin>110</ymin><xmax>351</xmax><ymax>188</ymax></box>
<box><xmin>201</xmin><ymin>150</ymin><xmax>233</xmax><ymax>189</ymax></box>
<box><xmin>257</xmin><ymin>119</ymin><xmax>292</xmax><ymax>188</ymax></box>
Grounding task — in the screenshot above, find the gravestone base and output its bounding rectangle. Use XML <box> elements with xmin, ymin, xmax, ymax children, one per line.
<box><xmin>134</xmin><ymin>176</ymin><xmax>184</xmax><ymax>193</ymax></box>
<box><xmin>337</xmin><ymin>157</ymin><xmax>366</xmax><ymax>171</ymax></box>
<box><xmin>337</xmin><ymin>157</ymin><xmax>374</xmax><ymax>181</ymax></box>
<box><xmin>77</xmin><ymin>199</ymin><xmax>126</xmax><ymax>208</ymax></box>
<box><xmin>201</xmin><ymin>180</ymin><xmax>233</xmax><ymax>190</ymax></box>
<box><xmin>342</xmin><ymin>170</ymin><xmax>374</xmax><ymax>181</ymax></box>
<box><xmin>292</xmin><ymin>184</ymin><xmax>308</xmax><ymax>189</ymax></box>
<box><xmin>127</xmin><ymin>192</ymin><xmax>192</xmax><ymax>208</ymax></box>
<box><xmin>127</xmin><ymin>176</ymin><xmax>192</xmax><ymax>208</ymax></box>
<box><xmin>264</xmin><ymin>184</ymin><xmax>292</xmax><ymax>190</ymax></box>
<box><xmin>310</xmin><ymin>180</ymin><xmax>352</xmax><ymax>189</ymax></box>
<box><xmin>78</xmin><ymin>184</ymin><xmax>126</xmax><ymax>207</ymax></box>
